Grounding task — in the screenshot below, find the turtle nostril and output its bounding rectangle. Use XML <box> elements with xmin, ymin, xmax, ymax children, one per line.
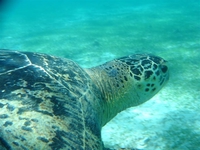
<box><xmin>161</xmin><ymin>65</ymin><xmax>168</xmax><ymax>73</ymax></box>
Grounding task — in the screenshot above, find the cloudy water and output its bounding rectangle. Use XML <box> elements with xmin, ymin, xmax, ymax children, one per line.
<box><xmin>0</xmin><ymin>0</ymin><xmax>200</xmax><ymax>149</ymax></box>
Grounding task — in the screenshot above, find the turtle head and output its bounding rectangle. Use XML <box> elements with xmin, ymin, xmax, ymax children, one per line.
<box><xmin>115</xmin><ymin>54</ymin><xmax>169</xmax><ymax>105</ymax></box>
<box><xmin>85</xmin><ymin>54</ymin><xmax>169</xmax><ymax>126</ymax></box>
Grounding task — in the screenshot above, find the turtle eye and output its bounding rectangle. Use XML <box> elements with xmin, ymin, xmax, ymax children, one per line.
<box><xmin>160</xmin><ymin>65</ymin><xmax>168</xmax><ymax>73</ymax></box>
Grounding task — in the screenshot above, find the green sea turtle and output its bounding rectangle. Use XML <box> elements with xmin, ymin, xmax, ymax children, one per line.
<box><xmin>0</xmin><ymin>49</ymin><xmax>169</xmax><ymax>150</ymax></box>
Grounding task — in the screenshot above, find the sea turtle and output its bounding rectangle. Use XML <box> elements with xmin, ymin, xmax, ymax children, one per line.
<box><xmin>0</xmin><ymin>49</ymin><xmax>169</xmax><ymax>150</ymax></box>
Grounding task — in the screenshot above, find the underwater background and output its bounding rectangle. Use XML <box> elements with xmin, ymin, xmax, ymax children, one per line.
<box><xmin>0</xmin><ymin>0</ymin><xmax>200</xmax><ymax>149</ymax></box>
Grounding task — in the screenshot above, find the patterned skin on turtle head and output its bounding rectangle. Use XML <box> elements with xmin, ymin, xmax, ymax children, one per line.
<box><xmin>86</xmin><ymin>54</ymin><xmax>169</xmax><ymax>125</ymax></box>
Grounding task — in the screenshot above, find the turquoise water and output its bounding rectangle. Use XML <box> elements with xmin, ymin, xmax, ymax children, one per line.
<box><xmin>1</xmin><ymin>0</ymin><xmax>200</xmax><ymax>149</ymax></box>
